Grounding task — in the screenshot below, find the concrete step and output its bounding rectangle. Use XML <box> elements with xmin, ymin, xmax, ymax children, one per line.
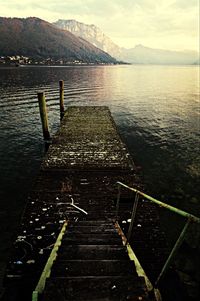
<box><xmin>74</xmin><ymin>220</ymin><xmax>115</xmax><ymax>226</ymax></box>
<box><xmin>58</xmin><ymin>245</ymin><xmax>129</xmax><ymax>260</ymax></box>
<box><xmin>62</xmin><ymin>234</ymin><xmax>122</xmax><ymax>245</ymax></box>
<box><xmin>51</xmin><ymin>260</ymin><xmax>136</xmax><ymax>277</ymax></box>
<box><xmin>63</xmin><ymin>232</ymin><xmax>120</xmax><ymax>238</ymax></box>
<box><xmin>43</xmin><ymin>276</ymin><xmax>147</xmax><ymax>301</ymax></box>
<box><xmin>67</xmin><ymin>225</ymin><xmax>117</xmax><ymax>234</ymax></box>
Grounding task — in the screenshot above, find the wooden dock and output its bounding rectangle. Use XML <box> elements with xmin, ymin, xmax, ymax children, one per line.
<box><xmin>2</xmin><ymin>106</ymin><xmax>164</xmax><ymax>301</ymax></box>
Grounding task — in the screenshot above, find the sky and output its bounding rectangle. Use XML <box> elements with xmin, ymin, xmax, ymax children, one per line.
<box><xmin>0</xmin><ymin>0</ymin><xmax>199</xmax><ymax>52</ymax></box>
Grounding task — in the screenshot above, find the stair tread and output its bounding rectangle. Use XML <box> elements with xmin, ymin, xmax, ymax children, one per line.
<box><xmin>54</xmin><ymin>259</ymin><xmax>132</xmax><ymax>262</ymax></box>
<box><xmin>51</xmin><ymin>259</ymin><xmax>136</xmax><ymax>277</ymax></box>
<box><xmin>59</xmin><ymin>244</ymin><xmax>125</xmax><ymax>248</ymax></box>
<box><xmin>76</xmin><ymin>220</ymin><xmax>114</xmax><ymax>223</ymax></box>
<box><xmin>43</xmin><ymin>275</ymin><xmax>147</xmax><ymax>301</ymax></box>
<box><xmin>48</xmin><ymin>275</ymin><xmax>142</xmax><ymax>279</ymax></box>
<box><xmin>64</xmin><ymin>233</ymin><xmax>120</xmax><ymax>238</ymax></box>
<box><xmin>67</xmin><ymin>227</ymin><xmax>117</xmax><ymax>233</ymax></box>
<box><xmin>61</xmin><ymin>238</ymin><xmax>122</xmax><ymax>245</ymax></box>
<box><xmin>58</xmin><ymin>245</ymin><xmax>128</xmax><ymax>260</ymax></box>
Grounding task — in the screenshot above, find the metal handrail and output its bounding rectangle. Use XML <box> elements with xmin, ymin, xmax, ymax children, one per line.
<box><xmin>116</xmin><ymin>181</ymin><xmax>200</xmax><ymax>223</ymax></box>
<box><xmin>116</xmin><ymin>181</ymin><xmax>200</xmax><ymax>288</ymax></box>
<box><xmin>32</xmin><ymin>220</ymin><xmax>68</xmax><ymax>301</ymax></box>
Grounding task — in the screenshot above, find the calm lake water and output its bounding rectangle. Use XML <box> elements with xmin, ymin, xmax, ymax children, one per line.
<box><xmin>0</xmin><ymin>65</ymin><xmax>199</xmax><ymax>298</ymax></box>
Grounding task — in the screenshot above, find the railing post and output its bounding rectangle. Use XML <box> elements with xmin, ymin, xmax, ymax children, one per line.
<box><xmin>38</xmin><ymin>92</ymin><xmax>50</xmax><ymax>140</ymax></box>
<box><xmin>154</xmin><ymin>218</ymin><xmax>191</xmax><ymax>288</ymax></box>
<box><xmin>32</xmin><ymin>291</ymin><xmax>38</xmax><ymax>301</ymax></box>
<box><xmin>116</xmin><ymin>184</ymin><xmax>121</xmax><ymax>217</ymax></box>
<box><xmin>126</xmin><ymin>192</ymin><xmax>139</xmax><ymax>244</ymax></box>
<box><xmin>59</xmin><ymin>80</ymin><xmax>64</xmax><ymax>119</ymax></box>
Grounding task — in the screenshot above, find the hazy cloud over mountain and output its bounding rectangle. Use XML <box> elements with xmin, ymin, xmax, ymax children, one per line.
<box><xmin>0</xmin><ymin>0</ymin><xmax>199</xmax><ymax>51</ymax></box>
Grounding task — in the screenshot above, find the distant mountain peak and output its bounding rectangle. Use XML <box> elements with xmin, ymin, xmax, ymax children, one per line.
<box><xmin>135</xmin><ymin>44</ymin><xmax>145</xmax><ymax>48</ymax></box>
<box><xmin>53</xmin><ymin>19</ymin><xmax>122</xmax><ymax>59</ymax></box>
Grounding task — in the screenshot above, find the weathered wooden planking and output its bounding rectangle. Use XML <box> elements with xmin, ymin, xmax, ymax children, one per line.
<box><xmin>42</xmin><ymin>106</ymin><xmax>134</xmax><ymax>170</ymax></box>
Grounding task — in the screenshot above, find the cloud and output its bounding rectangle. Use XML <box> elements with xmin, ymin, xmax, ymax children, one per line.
<box><xmin>171</xmin><ymin>0</ymin><xmax>198</xmax><ymax>9</ymax></box>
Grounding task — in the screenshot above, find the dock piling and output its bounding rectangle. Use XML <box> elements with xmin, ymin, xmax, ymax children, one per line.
<box><xmin>59</xmin><ymin>80</ymin><xmax>65</xmax><ymax>119</ymax></box>
<box><xmin>38</xmin><ymin>92</ymin><xmax>50</xmax><ymax>140</ymax></box>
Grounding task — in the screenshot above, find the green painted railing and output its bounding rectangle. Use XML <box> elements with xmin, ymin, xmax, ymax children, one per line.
<box><xmin>32</xmin><ymin>221</ymin><xmax>68</xmax><ymax>301</ymax></box>
<box><xmin>116</xmin><ymin>181</ymin><xmax>200</xmax><ymax>288</ymax></box>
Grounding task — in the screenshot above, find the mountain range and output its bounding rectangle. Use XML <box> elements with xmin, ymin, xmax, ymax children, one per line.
<box><xmin>54</xmin><ymin>19</ymin><xmax>199</xmax><ymax>65</ymax></box>
<box><xmin>121</xmin><ymin>44</ymin><xmax>198</xmax><ymax>65</ymax></box>
<box><xmin>0</xmin><ymin>17</ymin><xmax>117</xmax><ymax>64</ymax></box>
<box><xmin>0</xmin><ymin>17</ymin><xmax>198</xmax><ymax>65</ymax></box>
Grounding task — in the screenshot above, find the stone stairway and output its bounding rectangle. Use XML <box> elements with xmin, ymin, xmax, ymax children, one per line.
<box><xmin>42</xmin><ymin>219</ymin><xmax>149</xmax><ymax>301</ymax></box>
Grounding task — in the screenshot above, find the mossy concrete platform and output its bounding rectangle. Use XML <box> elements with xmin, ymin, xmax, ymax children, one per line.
<box><xmin>42</xmin><ymin>106</ymin><xmax>134</xmax><ymax>170</ymax></box>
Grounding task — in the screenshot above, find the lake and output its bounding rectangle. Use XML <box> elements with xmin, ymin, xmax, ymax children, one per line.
<box><xmin>0</xmin><ymin>64</ymin><xmax>199</xmax><ymax>299</ymax></box>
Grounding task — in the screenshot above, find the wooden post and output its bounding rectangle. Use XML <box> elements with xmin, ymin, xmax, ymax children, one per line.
<box><xmin>59</xmin><ymin>80</ymin><xmax>64</xmax><ymax>119</ymax></box>
<box><xmin>38</xmin><ymin>92</ymin><xmax>50</xmax><ymax>140</ymax></box>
